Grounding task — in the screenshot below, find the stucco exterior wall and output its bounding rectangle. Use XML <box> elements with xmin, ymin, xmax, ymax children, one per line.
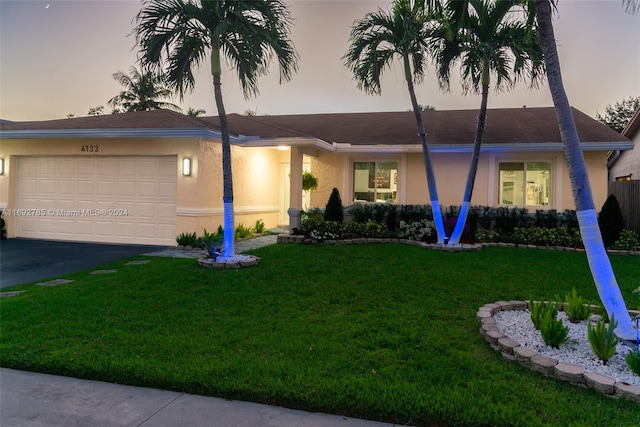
<box><xmin>309</xmin><ymin>152</ymin><xmax>345</xmax><ymax>208</ymax></box>
<box><xmin>0</xmin><ymin>137</ymin><xmax>285</xmax><ymax>242</ymax></box>
<box><xmin>303</xmin><ymin>149</ymin><xmax>611</xmax><ymax>213</ymax></box>
<box><xmin>174</xmin><ymin>142</ymin><xmax>286</xmax><ymax>236</ymax></box>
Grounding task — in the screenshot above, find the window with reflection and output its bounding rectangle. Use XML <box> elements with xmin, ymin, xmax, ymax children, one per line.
<box><xmin>499</xmin><ymin>161</ymin><xmax>551</xmax><ymax>206</ymax></box>
<box><xmin>353</xmin><ymin>161</ymin><xmax>398</xmax><ymax>203</ymax></box>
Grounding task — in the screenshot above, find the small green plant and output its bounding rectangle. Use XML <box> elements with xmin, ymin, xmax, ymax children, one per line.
<box><xmin>254</xmin><ymin>219</ymin><xmax>266</xmax><ymax>234</ymax></box>
<box><xmin>529</xmin><ymin>299</ymin><xmax>557</xmax><ymax>330</ymax></box>
<box><xmin>235</xmin><ymin>223</ymin><xmax>254</xmax><ymax>239</ymax></box>
<box><xmin>612</xmin><ymin>229</ymin><xmax>639</xmax><ymax>251</ymax></box>
<box><xmin>634</xmin><ymin>287</ymin><xmax>640</xmax><ymax>310</ymax></box>
<box><xmin>626</xmin><ymin>350</ymin><xmax>640</xmax><ymax>376</ymax></box>
<box><xmin>176</xmin><ymin>231</ymin><xmax>198</xmax><ymax>247</ymax></box>
<box><xmin>539</xmin><ymin>309</ymin><xmax>569</xmax><ymax>348</ymax></box>
<box><xmin>198</xmin><ymin>228</ymin><xmax>219</xmax><ymax>249</ymax></box>
<box><xmin>560</xmin><ymin>288</ymin><xmax>591</xmax><ymax>323</ymax></box>
<box><xmin>587</xmin><ymin>315</ymin><xmax>618</xmax><ymax>364</ymax></box>
<box><xmin>324</xmin><ymin>188</ymin><xmax>344</xmax><ymax>223</ymax></box>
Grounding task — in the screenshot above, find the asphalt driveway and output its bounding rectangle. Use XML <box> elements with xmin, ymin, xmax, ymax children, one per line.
<box><xmin>0</xmin><ymin>239</ymin><xmax>167</xmax><ymax>288</ymax></box>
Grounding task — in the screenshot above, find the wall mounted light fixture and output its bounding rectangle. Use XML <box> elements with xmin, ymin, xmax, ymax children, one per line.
<box><xmin>182</xmin><ymin>157</ymin><xmax>192</xmax><ymax>176</ymax></box>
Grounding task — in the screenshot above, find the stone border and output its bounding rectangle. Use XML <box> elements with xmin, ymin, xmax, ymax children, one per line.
<box><xmin>198</xmin><ymin>254</ymin><xmax>260</xmax><ymax>269</ymax></box>
<box><xmin>277</xmin><ymin>235</ymin><xmax>640</xmax><ymax>255</ymax></box>
<box><xmin>477</xmin><ymin>300</ymin><xmax>640</xmax><ymax>403</ymax></box>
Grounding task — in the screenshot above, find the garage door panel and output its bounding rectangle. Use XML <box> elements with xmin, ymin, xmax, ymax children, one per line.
<box><xmin>59</xmin><ymin>180</ymin><xmax>76</xmax><ymax>194</ymax></box>
<box><xmin>59</xmin><ymin>160</ymin><xmax>76</xmax><ymax>174</ymax></box>
<box><xmin>77</xmin><ymin>180</ymin><xmax>95</xmax><ymax>194</ymax></box>
<box><xmin>75</xmin><ymin>220</ymin><xmax>94</xmax><ymax>235</ymax></box>
<box><xmin>117</xmin><ymin>181</ymin><xmax>136</xmax><ymax>195</ymax></box>
<box><xmin>136</xmin><ymin>202</ymin><xmax>158</xmax><ymax>218</ymax></box>
<box><xmin>40</xmin><ymin>180</ymin><xmax>57</xmax><ymax>194</ymax></box>
<box><xmin>16</xmin><ymin>156</ymin><xmax>177</xmax><ymax>245</ymax></box>
<box><xmin>78</xmin><ymin>160</ymin><xmax>96</xmax><ymax>175</ymax></box>
<box><xmin>40</xmin><ymin>159</ymin><xmax>57</xmax><ymax>174</ymax></box>
<box><xmin>97</xmin><ymin>180</ymin><xmax>116</xmax><ymax>195</ymax></box>
<box><xmin>159</xmin><ymin>182</ymin><xmax>177</xmax><ymax>195</ymax></box>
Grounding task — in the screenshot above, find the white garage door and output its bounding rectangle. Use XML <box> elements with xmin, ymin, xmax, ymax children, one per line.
<box><xmin>16</xmin><ymin>156</ymin><xmax>177</xmax><ymax>245</ymax></box>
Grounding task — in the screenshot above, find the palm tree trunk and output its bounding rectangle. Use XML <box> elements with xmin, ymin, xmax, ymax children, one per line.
<box><xmin>449</xmin><ymin>66</ymin><xmax>489</xmax><ymax>245</ymax></box>
<box><xmin>211</xmin><ymin>47</ymin><xmax>235</xmax><ymax>258</ymax></box>
<box><xmin>404</xmin><ymin>56</ymin><xmax>446</xmax><ymax>244</ymax></box>
<box><xmin>534</xmin><ymin>0</ymin><xmax>634</xmax><ymax>340</ymax></box>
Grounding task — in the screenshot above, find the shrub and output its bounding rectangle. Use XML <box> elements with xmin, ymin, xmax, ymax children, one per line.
<box><xmin>612</xmin><ymin>229</ymin><xmax>639</xmax><ymax>251</ymax></box>
<box><xmin>534</xmin><ymin>209</ymin><xmax>560</xmax><ymax>228</ymax></box>
<box><xmin>324</xmin><ymin>188</ymin><xmax>344</xmax><ymax>223</ymax></box>
<box><xmin>598</xmin><ymin>195</ymin><xmax>625</xmax><ymax>247</ymax></box>
<box><xmin>587</xmin><ymin>316</ymin><xmax>618</xmax><ymax>365</ymax></box>
<box><xmin>475</xmin><ymin>228</ymin><xmax>499</xmax><ymax>243</ymax></box>
<box><xmin>443</xmin><ymin>216</ymin><xmax>470</xmax><ymax>239</ymax></box>
<box><xmin>494</xmin><ymin>207</ymin><xmax>529</xmax><ymax>235</ymax></box>
<box><xmin>309</xmin><ymin>221</ymin><xmax>342</xmax><ymax>241</ymax></box>
<box><xmin>254</xmin><ymin>219</ymin><xmax>266</xmax><ymax>234</ymax></box>
<box><xmin>399</xmin><ymin>219</ymin><xmax>434</xmax><ymax>241</ymax></box>
<box><xmin>626</xmin><ymin>350</ymin><xmax>640</xmax><ymax>376</ymax></box>
<box><xmin>562</xmin><ymin>209</ymin><xmax>579</xmax><ymax>230</ymax></box>
<box><xmin>235</xmin><ymin>223</ymin><xmax>254</xmax><ymax>239</ymax></box>
<box><xmin>529</xmin><ymin>299</ymin><xmax>557</xmax><ymax>330</ymax></box>
<box><xmin>513</xmin><ymin>227</ymin><xmax>572</xmax><ymax>247</ymax></box>
<box><xmin>0</xmin><ymin>210</ymin><xmax>6</xmax><ymax>240</ymax></box>
<box><xmin>539</xmin><ymin>309</ymin><xmax>569</xmax><ymax>348</ymax></box>
<box><xmin>341</xmin><ymin>221</ymin><xmax>367</xmax><ymax>239</ymax></box>
<box><xmin>348</xmin><ymin>203</ymin><xmax>370</xmax><ymax>223</ymax></box>
<box><xmin>176</xmin><ymin>231</ymin><xmax>198</xmax><ymax>247</ymax></box>
<box><xmin>398</xmin><ymin>204</ymin><xmax>433</xmax><ymax>223</ymax></box>
<box><xmin>341</xmin><ymin>220</ymin><xmax>385</xmax><ymax>239</ymax></box>
<box><xmin>300</xmin><ymin>215</ymin><xmax>325</xmax><ymax>238</ymax></box>
<box><xmin>560</xmin><ymin>288</ymin><xmax>591</xmax><ymax>323</ymax></box>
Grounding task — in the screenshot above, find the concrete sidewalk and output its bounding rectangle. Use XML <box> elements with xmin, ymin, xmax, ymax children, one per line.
<box><xmin>0</xmin><ymin>368</ymin><xmax>398</xmax><ymax>427</ymax></box>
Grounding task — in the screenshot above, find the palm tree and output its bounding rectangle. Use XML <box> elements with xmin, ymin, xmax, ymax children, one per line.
<box><xmin>108</xmin><ymin>66</ymin><xmax>182</xmax><ymax>113</ymax></box>
<box><xmin>186</xmin><ymin>107</ymin><xmax>206</xmax><ymax>117</ymax></box>
<box><xmin>532</xmin><ymin>0</ymin><xmax>635</xmax><ymax>340</ymax></box>
<box><xmin>436</xmin><ymin>0</ymin><xmax>545</xmax><ymax>245</ymax></box>
<box><xmin>345</xmin><ymin>0</ymin><xmax>447</xmax><ymax>244</ymax></box>
<box><xmin>134</xmin><ymin>0</ymin><xmax>298</xmax><ymax>260</ymax></box>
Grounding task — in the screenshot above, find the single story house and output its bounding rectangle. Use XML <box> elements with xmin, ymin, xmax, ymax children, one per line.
<box><xmin>0</xmin><ymin>106</ymin><xmax>632</xmax><ymax>246</ymax></box>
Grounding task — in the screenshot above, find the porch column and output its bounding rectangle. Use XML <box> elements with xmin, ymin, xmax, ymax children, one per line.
<box><xmin>288</xmin><ymin>146</ymin><xmax>304</xmax><ymax>232</ymax></box>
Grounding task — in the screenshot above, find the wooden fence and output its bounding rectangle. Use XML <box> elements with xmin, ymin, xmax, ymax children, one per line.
<box><xmin>607</xmin><ymin>180</ymin><xmax>640</xmax><ymax>235</ymax></box>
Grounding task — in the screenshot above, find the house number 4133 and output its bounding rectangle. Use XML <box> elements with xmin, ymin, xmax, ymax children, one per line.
<box><xmin>81</xmin><ymin>145</ymin><xmax>99</xmax><ymax>152</ymax></box>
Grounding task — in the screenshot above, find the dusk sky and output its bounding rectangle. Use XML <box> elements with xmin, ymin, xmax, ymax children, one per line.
<box><xmin>0</xmin><ymin>0</ymin><xmax>638</xmax><ymax>122</ymax></box>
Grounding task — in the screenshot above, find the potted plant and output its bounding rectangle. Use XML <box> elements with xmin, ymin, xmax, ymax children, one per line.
<box><xmin>302</xmin><ymin>170</ymin><xmax>318</xmax><ymax>211</ymax></box>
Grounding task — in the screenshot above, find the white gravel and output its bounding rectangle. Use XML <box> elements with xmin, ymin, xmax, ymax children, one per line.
<box><xmin>493</xmin><ymin>310</ymin><xmax>640</xmax><ymax>386</ymax></box>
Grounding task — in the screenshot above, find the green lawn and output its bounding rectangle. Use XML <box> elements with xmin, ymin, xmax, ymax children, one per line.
<box><xmin>1</xmin><ymin>245</ymin><xmax>639</xmax><ymax>426</ymax></box>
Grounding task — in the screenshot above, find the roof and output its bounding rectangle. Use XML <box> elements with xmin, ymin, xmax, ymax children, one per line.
<box><xmin>1</xmin><ymin>107</ymin><xmax>632</xmax><ymax>153</ymax></box>
<box><xmin>622</xmin><ymin>107</ymin><xmax>640</xmax><ymax>139</ymax></box>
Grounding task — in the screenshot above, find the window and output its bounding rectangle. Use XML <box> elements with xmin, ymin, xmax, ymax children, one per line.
<box><xmin>499</xmin><ymin>161</ymin><xmax>551</xmax><ymax>206</ymax></box>
<box><xmin>353</xmin><ymin>161</ymin><xmax>398</xmax><ymax>202</ymax></box>
<box><xmin>616</xmin><ymin>175</ymin><xmax>631</xmax><ymax>181</ymax></box>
